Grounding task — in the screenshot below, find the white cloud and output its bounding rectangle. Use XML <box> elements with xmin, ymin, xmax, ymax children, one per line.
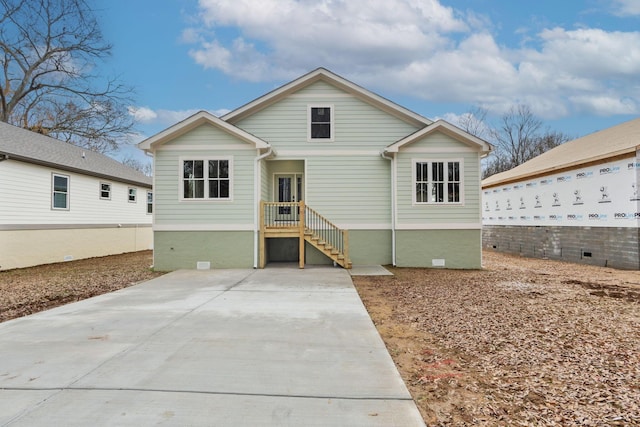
<box><xmin>611</xmin><ymin>0</ymin><xmax>640</xmax><ymax>16</ymax></box>
<box><xmin>185</xmin><ymin>0</ymin><xmax>640</xmax><ymax>118</ymax></box>
<box><xmin>128</xmin><ymin>106</ymin><xmax>158</xmax><ymax>123</ymax></box>
<box><xmin>129</xmin><ymin>107</ymin><xmax>230</xmax><ymax>126</ymax></box>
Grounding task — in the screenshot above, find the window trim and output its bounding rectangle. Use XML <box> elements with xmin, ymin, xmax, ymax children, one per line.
<box><xmin>100</xmin><ymin>182</ymin><xmax>111</xmax><ymax>200</ymax></box>
<box><xmin>307</xmin><ymin>104</ymin><xmax>334</xmax><ymax>142</ymax></box>
<box><xmin>179</xmin><ymin>156</ymin><xmax>234</xmax><ymax>202</ymax></box>
<box><xmin>412</xmin><ymin>159</ymin><xmax>464</xmax><ymax>205</ymax></box>
<box><xmin>51</xmin><ymin>173</ymin><xmax>70</xmax><ymax>210</ymax></box>
<box><xmin>128</xmin><ymin>187</ymin><xmax>137</xmax><ymax>203</ymax></box>
<box><xmin>146</xmin><ymin>191</ymin><xmax>153</xmax><ymax>214</ymax></box>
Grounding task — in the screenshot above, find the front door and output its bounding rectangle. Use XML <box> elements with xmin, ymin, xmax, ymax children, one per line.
<box><xmin>275</xmin><ymin>174</ymin><xmax>303</xmax><ymax>221</ymax></box>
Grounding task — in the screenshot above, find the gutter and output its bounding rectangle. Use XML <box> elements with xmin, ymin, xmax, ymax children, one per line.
<box><xmin>381</xmin><ymin>150</ymin><xmax>396</xmax><ymax>267</ymax></box>
<box><xmin>253</xmin><ymin>146</ymin><xmax>274</xmax><ymax>268</ymax></box>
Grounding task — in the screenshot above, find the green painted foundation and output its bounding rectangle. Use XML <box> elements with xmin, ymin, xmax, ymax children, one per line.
<box><xmin>396</xmin><ymin>229</ymin><xmax>482</xmax><ymax>269</ymax></box>
<box><xmin>154</xmin><ymin>231</ymin><xmax>254</xmax><ymax>270</ymax></box>
<box><xmin>347</xmin><ymin>230</ymin><xmax>392</xmax><ymax>265</ymax></box>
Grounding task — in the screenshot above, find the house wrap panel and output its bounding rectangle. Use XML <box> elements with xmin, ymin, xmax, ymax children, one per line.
<box><xmin>153</xmin><ymin>124</ymin><xmax>256</xmax><ymax>226</ymax></box>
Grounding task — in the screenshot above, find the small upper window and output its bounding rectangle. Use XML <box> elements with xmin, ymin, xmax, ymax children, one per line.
<box><xmin>308</xmin><ymin>105</ymin><xmax>333</xmax><ymax>141</ymax></box>
<box><xmin>52</xmin><ymin>174</ymin><xmax>69</xmax><ymax>210</ymax></box>
<box><xmin>146</xmin><ymin>191</ymin><xmax>153</xmax><ymax>214</ymax></box>
<box><xmin>128</xmin><ymin>187</ymin><xmax>137</xmax><ymax>203</ymax></box>
<box><xmin>100</xmin><ymin>182</ymin><xmax>111</xmax><ymax>200</ymax></box>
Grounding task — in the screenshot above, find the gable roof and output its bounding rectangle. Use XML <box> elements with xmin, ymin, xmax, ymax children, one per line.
<box><xmin>138</xmin><ymin>110</ymin><xmax>270</xmax><ymax>152</ymax></box>
<box><xmin>385</xmin><ymin>119</ymin><xmax>493</xmax><ymax>154</ymax></box>
<box><xmin>222</xmin><ymin>68</ymin><xmax>432</xmax><ymax>127</ymax></box>
<box><xmin>483</xmin><ymin>117</ymin><xmax>640</xmax><ymax>188</ymax></box>
<box><xmin>0</xmin><ymin>121</ymin><xmax>151</xmax><ymax>187</ymax></box>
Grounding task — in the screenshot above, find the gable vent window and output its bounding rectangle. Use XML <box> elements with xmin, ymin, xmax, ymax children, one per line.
<box><xmin>308</xmin><ymin>105</ymin><xmax>334</xmax><ymax>141</ymax></box>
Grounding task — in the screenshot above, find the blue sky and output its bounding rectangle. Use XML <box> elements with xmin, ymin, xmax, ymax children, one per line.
<box><xmin>96</xmin><ymin>0</ymin><xmax>640</xmax><ymax>163</ymax></box>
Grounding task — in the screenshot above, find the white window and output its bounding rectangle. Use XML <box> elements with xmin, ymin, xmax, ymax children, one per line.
<box><xmin>308</xmin><ymin>105</ymin><xmax>334</xmax><ymax>141</ymax></box>
<box><xmin>414</xmin><ymin>160</ymin><xmax>462</xmax><ymax>204</ymax></box>
<box><xmin>128</xmin><ymin>187</ymin><xmax>137</xmax><ymax>203</ymax></box>
<box><xmin>52</xmin><ymin>173</ymin><xmax>69</xmax><ymax>210</ymax></box>
<box><xmin>181</xmin><ymin>158</ymin><xmax>231</xmax><ymax>200</ymax></box>
<box><xmin>147</xmin><ymin>191</ymin><xmax>153</xmax><ymax>214</ymax></box>
<box><xmin>100</xmin><ymin>182</ymin><xmax>111</xmax><ymax>200</ymax></box>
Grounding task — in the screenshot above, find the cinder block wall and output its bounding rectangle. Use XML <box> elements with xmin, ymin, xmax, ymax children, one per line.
<box><xmin>482</xmin><ymin>225</ymin><xmax>640</xmax><ymax>270</ymax></box>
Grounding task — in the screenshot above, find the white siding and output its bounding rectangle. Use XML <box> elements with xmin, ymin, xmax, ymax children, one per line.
<box><xmin>0</xmin><ymin>160</ymin><xmax>151</xmax><ymax>226</ymax></box>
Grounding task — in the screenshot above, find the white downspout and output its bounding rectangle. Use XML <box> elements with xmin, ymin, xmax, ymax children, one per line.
<box><xmin>254</xmin><ymin>147</ymin><xmax>273</xmax><ymax>268</ymax></box>
<box><xmin>381</xmin><ymin>150</ymin><xmax>396</xmax><ymax>266</ymax></box>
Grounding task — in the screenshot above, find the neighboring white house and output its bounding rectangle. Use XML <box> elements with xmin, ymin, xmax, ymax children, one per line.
<box><xmin>0</xmin><ymin>122</ymin><xmax>153</xmax><ymax>270</ymax></box>
<box><xmin>482</xmin><ymin>117</ymin><xmax>640</xmax><ymax>270</ymax></box>
<box><xmin>139</xmin><ymin>68</ymin><xmax>492</xmax><ymax>271</ymax></box>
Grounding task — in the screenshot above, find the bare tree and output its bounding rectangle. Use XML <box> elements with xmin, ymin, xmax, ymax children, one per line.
<box><xmin>121</xmin><ymin>155</ymin><xmax>152</xmax><ymax>177</ymax></box>
<box><xmin>0</xmin><ymin>0</ymin><xmax>135</xmax><ymax>153</ymax></box>
<box><xmin>480</xmin><ymin>105</ymin><xmax>571</xmax><ymax>178</ymax></box>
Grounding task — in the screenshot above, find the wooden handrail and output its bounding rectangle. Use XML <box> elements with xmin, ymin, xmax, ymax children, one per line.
<box><xmin>260</xmin><ymin>200</ymin><xmax>350</xmax><ymax>268</ymax></box>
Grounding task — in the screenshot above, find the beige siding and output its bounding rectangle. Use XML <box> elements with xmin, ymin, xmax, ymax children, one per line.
<box><xmin>396</xmin><ymin>132</ymin><xmax>482</xmax><ymax>225</ymax></box>
<box><xmin>153</xmin><ymin>124</ymin><xmax>256</xmax><ymax>227</ymax></box>
<box><xmin>0</xmin><ymin>160</ymin><xmax>151</xmax><ymax>226</ymax></box>
<box><xmin>0</xmin><ymin>227</ymin><xmax>152</xmax><ymax>270</ymax></box>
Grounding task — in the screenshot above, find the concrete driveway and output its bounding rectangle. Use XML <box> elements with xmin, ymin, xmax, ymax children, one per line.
<box><xmin>0</xmin><ymin>267</ymin><xmax>425</xmax><ymax>426</ymax></box>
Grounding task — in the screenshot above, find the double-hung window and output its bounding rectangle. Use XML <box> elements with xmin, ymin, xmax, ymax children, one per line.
<box><xmin>100</xmin><ymin>182</ymin><xmax>111</xmax><ymax>200</ymax></box>
<box><xmin>308</xmin><ymin>105</ymin><xmax>333</xmax><ymax>141</ymax></box>
<box><xmin>182</xmin><ymin>158</ymin><xmax>231</xmax><ymax>200</ymax></box>
<box><xmin>146</xmin><ymin>191</ymin><xmax>153</xmax><ymax>214</ymax></box>
<box><xmin>414</xmin><ymin>160</ymin><xmax>462</xmax><ymax>204</ymax></box>
<box><xmin>128</xmin><ymin>187</ymin><xmax>137</xmax><ymax>202</ymax></box>
<box><xmin>52</xmin><ymin>173</ymin><xmax>69</xmax><ymax>210</ymax></box>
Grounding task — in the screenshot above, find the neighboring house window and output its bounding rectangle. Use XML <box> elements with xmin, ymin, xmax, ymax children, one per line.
<box><xmin>414</xmin><ymin>160</ymin><xmax>462</xmax><ymax>204</ymax></box>
<box><xmin>308</xmin><ymin>105</ymin><xmax>334</xmax><ymax>141</ymax></box>
<box><xmin>182</xmin><ymin>159</ymin><xmax>231</xmax><ymax>200</ymax></box>
<box><xmin>100</xmin><ymin>182</ymin><xmax>111</xmax><ymax>200</ymax></box>
<box><xmin>147</xmin><ymin>191</ymin><xmax>153</xmax><ymax>214</ymax></box>
<box><xmin>128</xmin><ymin>187</ymin><xmax>137</xmax><ymax>202</ymax></box>
<box><xmin>52</xmin><ymin>173</ymin><xmax>69</xmax><ymax>210</ymax></box>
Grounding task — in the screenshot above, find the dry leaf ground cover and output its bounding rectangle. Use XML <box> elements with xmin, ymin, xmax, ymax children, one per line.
<box><xmin>0</xmin><ymin>250</ymin><xmax>163</xmax><ymax>322</ymax></box>
<box><xmin>1</xmin><ymin>249</ymin><xmax>639</xmax><ymax>425</ymax></box>
<box><xmin>353</xmin><ymin>250</ymin><xmax>640</xmax><ymax>426</ymax></box>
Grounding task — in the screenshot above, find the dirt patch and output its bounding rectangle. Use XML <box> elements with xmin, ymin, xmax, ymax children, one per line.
<box><xmin>0</xmin><ymin>250</ymin><xmax>164</xmax><ymax>322</ymax></box>
<box><xmin>353</xmin><ymin>250</ymin><xmax>640</xmax><ymax>426</ymax></box>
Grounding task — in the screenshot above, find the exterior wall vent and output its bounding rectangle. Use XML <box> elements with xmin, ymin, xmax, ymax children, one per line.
<box><xmin>196</xmin><ymin>261</ymin><xmax>211</xmax><ymax>270</ymax></box>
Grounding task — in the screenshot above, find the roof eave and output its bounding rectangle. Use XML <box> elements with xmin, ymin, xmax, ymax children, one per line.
<box><xmin>0</xmin><ymin>152</ymin><xmax>152</xmax><ymax>188</ymax></box>
<box><xmin>482</xmin><ymin>146</ymin><xmax>639</xmax><ymax>188</ymax></box>
<box><xmin>385</xmin><ymin>120</ymin><xmax>492</xmax><ymax>153</ymax></box>
<box><xmin>138</xmin><ymin>110</ymin><xmax>270</xmax><ymax>153</ymax></box>
<box><xmin>222</xmin><ymin>68</ymin><xmax>432</xmax><ymax>127</ymax></box>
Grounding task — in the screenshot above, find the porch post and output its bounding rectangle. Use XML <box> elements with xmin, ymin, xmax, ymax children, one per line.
<box><xmin>259</xmin><ymin>200</ymin><xmax>266</xmax><ymax>268</ymax></box>
<box><xmin>299</xmin><ymin>200</ymin><xmax>305</xmax><ymax>269</ymax></box>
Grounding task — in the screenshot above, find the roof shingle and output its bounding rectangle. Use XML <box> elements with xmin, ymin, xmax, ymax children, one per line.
<box><xmin>0</xmin><ymin>121</ymin><xmax>151</xmax><ymax>188</ymax></box>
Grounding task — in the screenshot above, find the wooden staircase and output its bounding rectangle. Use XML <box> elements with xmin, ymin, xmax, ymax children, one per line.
<box><xmin>304</xmin><ymin>228</ymin><xmax>352</xmax><ymax>269</ymax></box>
<box><xmin>260</xmin><ymin>201</ymin><xmax>352</xmax><ymax>269</ymax></box>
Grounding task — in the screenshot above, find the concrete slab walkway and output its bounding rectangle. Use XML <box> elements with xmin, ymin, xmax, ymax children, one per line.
<box><xmin>0</xmin><ymin>267</ymin><xmax>425</xmax><ymax>426</ymax></box>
